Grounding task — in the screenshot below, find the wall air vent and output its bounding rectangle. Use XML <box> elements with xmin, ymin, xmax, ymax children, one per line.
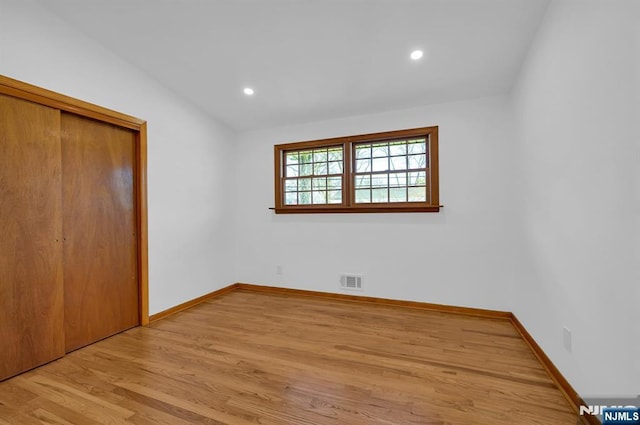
<box><xmin>339</xmin><ymin>274</ymin><xmax>363</xmax><ymax>291</ymax></box>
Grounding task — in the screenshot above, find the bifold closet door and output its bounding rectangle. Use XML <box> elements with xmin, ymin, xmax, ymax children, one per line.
<box><xmin>61</xmin><ymin>112</ymin><xmax>139</xmax><ymax>352</ymax></box>
<box><xmin>0</xmin><ymin>94</ymin><xmax>65</xmax><ymax>380</ymax></box>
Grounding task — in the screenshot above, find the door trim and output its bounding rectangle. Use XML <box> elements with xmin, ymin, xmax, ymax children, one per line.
<box><xmin>0</xmin><ymin>75</ymin><xmax>150</xmax><ymax>325</ymax></box>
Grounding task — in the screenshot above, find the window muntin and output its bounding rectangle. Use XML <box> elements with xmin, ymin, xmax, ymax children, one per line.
<box><xmin>353</xmin><ymin>138</ymin><xmax>429</xmax><ymax>204</ymax></box>
<box><xmin>274</xmin><ymin>126</ymin><xmax>439</xmax><ymax>213</ymax></box>
<box><xmin>283</xmin><ymin>146</ymin><xmax>343</xmax><ymax>205</ymax></box>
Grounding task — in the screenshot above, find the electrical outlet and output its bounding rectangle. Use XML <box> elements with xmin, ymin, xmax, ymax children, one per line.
<box><xmin>563</xmin><ymin>327</ymin><xmax>572</xmax><ymax>353</ymax></box>
<box><xmin>276</xmin><ymin>265</ymin><xmax>283</xmax><ymax>275</ymax></box>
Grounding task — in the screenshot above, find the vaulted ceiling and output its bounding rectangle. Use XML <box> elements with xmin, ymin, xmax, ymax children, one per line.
<box><xmin>37</xmin><ymin>0</ymin><xmax>550</xmax><ymax>131</ymax></box>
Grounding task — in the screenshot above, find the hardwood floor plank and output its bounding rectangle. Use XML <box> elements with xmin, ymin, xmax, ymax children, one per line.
<box><xmin>112</xmin><ymin>386</ymin><xmax>227</xmax><ymax>425</ymax></box>
<box><xmin>0</xmin><ymin>290</ymin><xmax>580</xmax><ymax>424</ymax></box>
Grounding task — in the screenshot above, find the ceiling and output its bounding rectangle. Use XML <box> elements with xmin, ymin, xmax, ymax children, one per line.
<box><xmin>36</xmin><ymin>0</ymin><xmax>550</xmax><ymax>132</ymax></box>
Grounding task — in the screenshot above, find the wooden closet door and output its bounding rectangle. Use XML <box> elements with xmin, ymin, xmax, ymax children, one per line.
<box><xmin>61</xmin><ymin>112</ymin><xmax>139</xmax><ymax>352</ymax></box>
<box><xmin>0</xmin><ymin>94</ymin><xmax>65</xmax><ymax>380</ymax></box>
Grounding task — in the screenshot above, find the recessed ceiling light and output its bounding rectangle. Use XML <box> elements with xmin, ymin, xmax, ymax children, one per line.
<box><xmin>243</xmin><ymin>87</ymin><xmax>255</xmax><ymax>96</ymax></box>
<box><xmin>410</xmin><ymin>50</ymin><xmax>424</xmax><ymax>61</ymax></box>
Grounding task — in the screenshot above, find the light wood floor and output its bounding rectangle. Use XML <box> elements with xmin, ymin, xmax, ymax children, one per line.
<box><xmin>0</xmin><ymin>290</ymin><xmax>579</xmax><ymax>424</ymax></box>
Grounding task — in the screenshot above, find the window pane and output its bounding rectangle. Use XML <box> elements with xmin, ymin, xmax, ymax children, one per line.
<box><xmin>327</xmin><ymin>176</ymin><xmax>342</xmax><ymax>189</ymax></box>
<box><xmin>299</xmin><ymin>150</ymin><xmax>313</xmax><ymax>163</ymax></box>
<box><xmin>285</xmin><ymin>179</ymin><xmax>297</xmax><ymax>192</ymax></box>
<box><xmin>408</xmin><ymin>187</ymin><xmax>426</xmax><ymax>202</ymax></box>
<box><xmin>355</xmin><ymin>175</ymin><xmax>370</xmax><ymax>189</ymax></box>
<box><xmin>299</xmin><ymin>178</ymin><xmax>311</xmax><ymax>191</ymax></box>
<box><xmin>407</xmin><ymin>139</ymin><xmax>426</xmax><ymax>154</ymax></box>
<box><xmin>312</xmin><ymin>177</ymin><xmax>326</xmax><ymax>190</ymax></box>
<box><xmin>356</xmin><ymin>159</ymin><xmax>371</xmax><ymax>173</ymax></box>
<box><xmin>355</xmin><ymin>145</ymin><xmax>371</xmax><ymax>159</ymax></box>
<box><xmin>285</xmin><ymin>192</ymin><xmax>297</xmax><ymax>205</ymax></box>
<box><xmin>286</xmin><ymin>152</ymin><xmax>299</xmax><ymax>164</ymax></box>
<box><xmin>314</xmin><ymin>149</ymin><xmax>327</xmax><ymax>162</ymax></box>
<box><xmin>389</xmin><ymin>188</ymin><xmax>407</xmax><ymax>203</ymax></box>
<box><xmin>299</xmin><ymin>192</ymin><xmax>311</xmax><ymax>204</ymax></box>
<box><xmin>300</xmin><ymin>164</ymin><xmax>312</xmax><ymax>176</ymax></box>
<box><xmin>286</xmin><ymin>165</ymin><xmax>298</xmax><ymax>177</ymax></box>
<box><xmin>389</xmin><ymin>142</ymin><xmax>406</xmax><ymax>156</ymax></box>
<box><xmin>408</xmin><ymin>154</ymin><xmax>426</xmax><ymax>169</ymax></box>
<box><xmin>408</xmin><ymin>171</ymin><xmax>426</xmax><ymax>186</ymax></box>
<box><xmin>371</xmin><ymin>174</ymin><xmax>388</xmax><ymax>188</ymax></box>
<box><xmin>312</xmin><ymin>191</ymin><xmax>326</xmax><ymax>204</ymax></box>
<box><xmin>388</xmin><ymin>172</ymin><xmax>407</xmax><ymax>187</ymax></box>
<box><xmin>372</xmin><ymin>188</ymin><xmax>388</xmax><ymax>203</ymax></box>
<box><xmin>327</xmin><ymin>190</ymin><xmax>342</xmax><ymax>204</ymax></box>
<box><xmin>328</xmin><ymin>161</ymin><xmax>342</xmax><ymax>174</ymax></box>
<box><xmin>328</xmin><ymin>147</ymin><xmax>343</xmax><ymax>161</ymax></box>
<box><xmin>313</xmin><ymin>162</ymin><xmax>327</xmax><ymax>175</ymax></box>
<box><xmin>355</xmin><ymin>189</ymin><xmax>371</xmax><ymax>203</ymax></box>
<box><xmin>372</xmin><ymin>143</ymin><xmax>389</xmax><ymax>157</ymax></box>
<box><xmin>372</xmin><ymin>157</ymin><xmax>389</xmax><ymax>172</ymax></box>
<box><xmin>390</xmin><ymin>156</ymin><xmax>407</xmax><ymax>170</ymax></box>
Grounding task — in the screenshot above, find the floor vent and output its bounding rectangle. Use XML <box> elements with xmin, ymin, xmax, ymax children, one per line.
<box><xmin>340</xmin><ymin>274</ymin><xmax>363</xmax><ymax>291</ymax></box>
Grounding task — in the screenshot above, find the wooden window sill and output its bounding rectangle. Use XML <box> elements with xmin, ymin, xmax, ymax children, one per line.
<box><xmin>270</xmin><ymin>205</ymin><xmax>442</xmax><ymax>214</ymax></box>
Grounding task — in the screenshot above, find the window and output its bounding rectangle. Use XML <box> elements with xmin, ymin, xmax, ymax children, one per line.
<box><xmin>274</xmin><ymin>126</ymin><xmax>439</xmax><ymax>213</ymax></box>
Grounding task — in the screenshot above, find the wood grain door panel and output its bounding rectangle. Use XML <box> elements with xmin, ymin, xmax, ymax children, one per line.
<box><xmin>61</xmin><ymin>113</ymin><xmax>139</xmax><ymax>352</ymax></box>
<box><xmin>0</xmin><ymin>94</ymin><xmax>65</xmax><ymax>380</ymax></box>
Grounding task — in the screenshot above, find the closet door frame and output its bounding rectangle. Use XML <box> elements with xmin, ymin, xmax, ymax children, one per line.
<box><xmin>0</xmin><ymin>75</ymin><xmax>150</xmax><ymax>326</ymax></box>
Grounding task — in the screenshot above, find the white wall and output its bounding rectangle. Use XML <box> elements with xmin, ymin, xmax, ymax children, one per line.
<box><xmin>0</xmin><ymin>0</ymin><xmax>236</xmax><ymax>314</ymax></box>
<box><xmin>235</xmin><ymin>96</ymin><xmax>522</xmax><ymax>311</ymax></box>
<box><xmin>511</xmin><ymin>0</ymin><xmax>640</xmax><ymax>395</ymax></box>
